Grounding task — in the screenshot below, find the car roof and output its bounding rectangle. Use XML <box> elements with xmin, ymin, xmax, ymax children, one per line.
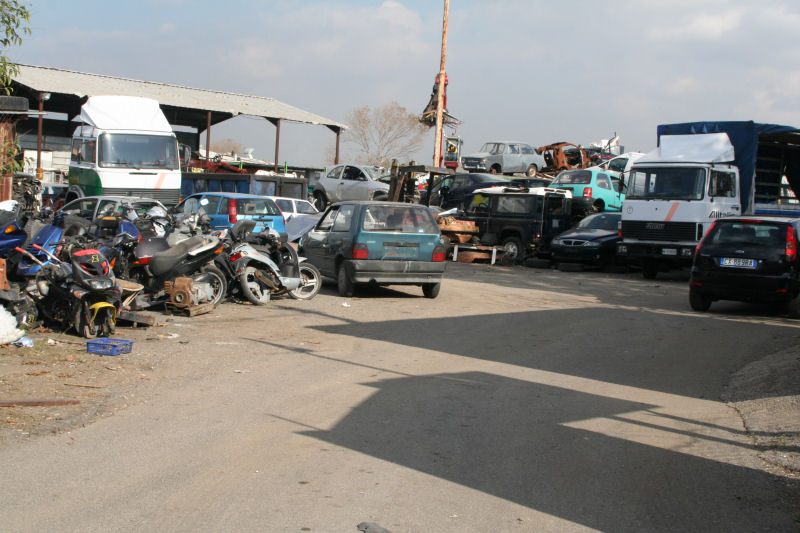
<box><xmin>471</xmin><ymin>186</ymin><xmax>573</xmax><ymax>198</ymax></box>
<box><xmin>331</xmin><ymin>200</ymin><xmax>432</xmax><ymax>207</ymax></box>
<box><xmin>68</xmin><ymin>195</ymin><xmax>162</xmax><ymax>203</ymax></box>
<box><xmin>265</xmin><ymin>196</ymin><xmax>311</xmax><ymax>203</ymax></box>
<box><xmin>191</xmin><ymin>192</ymin><xmax>276</xmax><ymax>200</ymax></box>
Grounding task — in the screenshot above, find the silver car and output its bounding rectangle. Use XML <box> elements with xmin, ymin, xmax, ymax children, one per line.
<box><xmin>461</xmin><ymin>141</ymin><xmax>546</xmax><ymax>177</ymax></box>
<box><xmin>310</xmin><ymin>164</ymin><xmax>390</xmax><ymax>210</ymax></box>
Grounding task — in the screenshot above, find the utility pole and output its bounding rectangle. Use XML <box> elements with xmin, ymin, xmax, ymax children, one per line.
<box><xmin>432</xmin><ymin>0</ymin><xmax>449</xmax><ymax>167</ymax></box>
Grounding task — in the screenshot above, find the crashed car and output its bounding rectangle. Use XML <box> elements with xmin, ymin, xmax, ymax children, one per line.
<box><xmin>538</xmin><ymin>142</ymin><xmax>591</xmax><ymax>172</ymax></box>
<box><xmin>461</xmin><ymin>142</ymin><xmax>546</xmax><ymax>176</ymax></box>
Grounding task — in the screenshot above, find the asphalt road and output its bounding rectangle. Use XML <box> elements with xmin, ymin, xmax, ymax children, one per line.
<box><xmin>1</xmin><ymin>263</ymin><xmax>798</xmax><ymax>532</ymax></box>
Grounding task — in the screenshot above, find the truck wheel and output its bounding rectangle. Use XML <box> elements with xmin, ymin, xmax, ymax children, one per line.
<box><xmin>526</xmin><ymin>164</ymin><xmax>538</xmax><ymax>177</ymax></box>
<box><xmin>501</xmin><ymin>236</ymin><xmax>523</xmax><ymax>260</ymax></box>
<box><xmin>689</xmin><ymin>288</ymin><xmax>712</xmax><ymax>311</ymax></box>
<box><xmin>642</xmin><ymin>260</ymin><xmax>658</xmax><ymax>279</ymax></box>
<box><xmin>312</xmin><ymin>191</ymin><xmax>328</xmax><ymax>211</ymax></box>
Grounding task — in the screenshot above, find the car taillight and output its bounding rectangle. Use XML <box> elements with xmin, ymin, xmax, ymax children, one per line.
<box><xmin>695</xmin><ymin>221</ymin><xmax>717</xmax><ymax>254</ymax></box>
<box><xmin>229</xmin><ymin>198</ymin><xmax>237</xmax><ymax>224</ymax></box>
<box><xmin>583</xmin><ymin>187</ymin><xmax>592</xmax><ymax>198</ymax></box>
<box><xmin>786</xmin><ymin>225</ymin><xmax>797</xmax><ymax>262</ymax></box>
<box><xmin>352</xmin><ymin>243</ymin><xmax>369</xmax><ymax>260</ymax></box>
<box><xmin>432</xmin><ymin>245</ymin><xmax>445</xmax><ymax>262</ymax></box>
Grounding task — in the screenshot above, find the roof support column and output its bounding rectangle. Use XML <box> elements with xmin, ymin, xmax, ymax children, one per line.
<box><xmin>36</xmin><ymin>92</ymin><xmax>45</xmax><ymax>180</ymax></box>
<box><xmin>335</xmin><ymin>128</ymin><xmax>340</xmax><ymax>165</ymax></box>
<box><xmin>205</xmin><ymin>111</ymin><xmax>211</xmax><ymax>160</ymax></box>
<box><xmin>273</xmin><ymin>118</ymin><xmax>281</xmax><ymax>172</ymax></box>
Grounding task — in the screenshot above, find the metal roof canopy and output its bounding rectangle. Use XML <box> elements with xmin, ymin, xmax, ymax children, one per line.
<box><xmin>11</xmin><ymin>64</ymin><xmax>346</xmax><ymax>168</ymax></box>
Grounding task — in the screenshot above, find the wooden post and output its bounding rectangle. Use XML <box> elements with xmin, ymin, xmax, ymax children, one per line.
<box><xmin>274</xmin><ymin>118</ymin><xmax>281</xmax><ymax>172</ymax></box>
<box><xmin>432</xmin><ymin>0</ymin><xmax>449</xmax><ymax>166</ymax></box>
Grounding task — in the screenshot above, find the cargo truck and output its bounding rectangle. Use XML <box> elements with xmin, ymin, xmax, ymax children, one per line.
<box><xmin>617</xmin><ymin>121</ymin><xmax>800</xmax><ymax>278</ymax></box>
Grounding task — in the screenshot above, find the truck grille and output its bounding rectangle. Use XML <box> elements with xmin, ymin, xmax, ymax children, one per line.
<box><xmin>102</xmin><ymin>187</ymin><xmax>181</xmax><ymax>206</ymax></box>
<box><xmin>622</xmin><ymin>220</ymin><xmax>697</xmax><ymax>241</ymax></box>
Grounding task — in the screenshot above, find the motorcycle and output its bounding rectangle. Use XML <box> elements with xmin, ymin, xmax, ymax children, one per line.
<box><xmin>16</xmin><ymin>244</ymin><xmax>121</xmax><ymax>338</ymax></box>
<box><xmin>216</xmin><ymin>219</ymin><xmax>320</xmax><ymax>305</ymax></box>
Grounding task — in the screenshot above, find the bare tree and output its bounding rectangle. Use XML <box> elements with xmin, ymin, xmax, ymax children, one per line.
<box><xmin>343</xmin><ymin>102</ymin><xmax>427</xmax><ymax>166</ymax></box>
<box><xmin>210</xmin><ymin>138</ymin><xmax>244</xmax><ymax>156</ymax></box>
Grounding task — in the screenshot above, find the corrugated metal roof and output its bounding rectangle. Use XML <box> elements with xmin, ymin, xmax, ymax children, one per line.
<box><xmin>12</xmin><ymin>64</ymin><xmax>347</xmax><ymax>131</ymax></box>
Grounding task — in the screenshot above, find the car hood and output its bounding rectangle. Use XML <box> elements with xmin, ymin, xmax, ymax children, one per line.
<box><xmin>556</xmin><ymin>228</ymin><xmax>618</xmax><ymax>241</ymax></box>
<box><xmin>464</xmin><ymin>152</ymin><xmax>492</xmax><ymax>159</ymax></box>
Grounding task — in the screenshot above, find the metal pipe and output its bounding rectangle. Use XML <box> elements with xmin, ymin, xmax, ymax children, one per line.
<box><xmin>335</xmin><ymin>128</ymin><xmax>341</xmax><ymax>165</ymax></box>
<box><xmin>433</xmin><ymin>0</ymin><xmax>449</xmax><ymax>167</ymax></box>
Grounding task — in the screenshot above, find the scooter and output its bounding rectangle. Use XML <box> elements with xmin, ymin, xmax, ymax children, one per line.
<box><xmin>217</xmin><ymin>219</ymin><xmax>320</xmax><ymax>305</ymax></box>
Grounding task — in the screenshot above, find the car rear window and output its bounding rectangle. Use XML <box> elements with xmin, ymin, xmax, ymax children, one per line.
<box><xmin>707</xmin><ymin>221</ymin><xmax>786</xmax><ymax>247</ymax></box>
<box><xmin>361</xmin><ymin>205</ymin><xmax>439</xmax><ymax>233</ymax></box>
<box><xmin>219</xmin><ymin>198</ymin><xmax>280</xmax><ymax>216</ymax></box>
<box><xmin>553</xmin><ymin>170</ymin><xmax>591</xmax><ymax>185</ymax></box>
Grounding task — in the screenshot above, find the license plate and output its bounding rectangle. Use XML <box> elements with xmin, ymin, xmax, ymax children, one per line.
<box><xmin>661</xmin><ymin>248</ymin><xmax>677</xmax><ymax>256</ymax></box>
<box><xmin>720</xmin><ymin>257</ymin><xmax>757</xmax><ymax>269</ymax></box>
<box><xmin>384</xmin><ymin>247</ymin><xmax>418</xmax><ymax>259</ymax></box>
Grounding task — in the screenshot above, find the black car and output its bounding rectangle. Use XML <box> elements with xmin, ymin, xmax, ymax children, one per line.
<box><xmin>689</xmin><ymin>216</ymin><xmax>800</xmax><ymax>315</ymax></box>
<box><xmin>551</xmin><ymin>212</ymin><xmax>622</xmax><ymax>267</ymax></box>
<box><xmin>421</xmin><ymin>172</ymin><xmax>510</xmax><ymax>209</ymax></box>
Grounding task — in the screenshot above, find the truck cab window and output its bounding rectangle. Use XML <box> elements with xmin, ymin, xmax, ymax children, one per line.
<box><xmin>709</xmin><ymin>171</ymin><xmax>736</xmax><ymax>197</ymax></box>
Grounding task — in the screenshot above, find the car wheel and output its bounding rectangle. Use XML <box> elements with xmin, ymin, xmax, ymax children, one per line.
<box><xmin>785</xmin><ymin>291</ymin><xmax>800</xmax><ymax>318</ymax></box>
<box><xmin>501</xmin><ymin>236</ymin><xmax>523</xmax><ymax>260</ymax></box>
<box><xmin>337</xmin><ymin>263</ymin><xmax>354</xmax><ymax>297</ymax></box>
<box><xmin>490</xmin><ymin>166</ymin><xmax>500</xmax><ymax>175</ymax></box>
<box><xmin>689</xmin><ymin>288</ymin><xmax>712</xmax><ymax>312</ymax></box>
<box><xmin>312</xmin><ymin>191</ymin><xmax>328</xmax><ymax>211</ymax></box>
<box><xmin>526</xmin><ymin>164</ymin><xmax>538</xmax><ymax>177</ymax></box>
<box><xmin>593</xmin><ymin>200</ymin><xmax>605</xmax><ymax>212</ymax></box>
<box><xmin>422</xmin><ymin>282</ymin><xmax>441</xmax><ymax>298</ymax></box>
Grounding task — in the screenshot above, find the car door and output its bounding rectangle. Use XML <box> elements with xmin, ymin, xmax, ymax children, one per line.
<box><xmin>320</xmin><ymin>166</ymin><xmax>343</xmax><ymax>202</ymax></box>
<box><xmin>326</xmin><ymin>204</ymin><xmax>356</xmax><ymax>270</ymax></box>
<box><xmin>61</xmin><ymin>197</ymin><xmax>98</xmax><ymax>220</ymax></box>
<box><xmin>506</xmin><ymin>144</ymin><xmax>524</xmax><ymax>172</ymax></box>
<box><xmin>339</xmin><ymin>166</ymin><xmax>369</xmax><ymax>201</ymax></box>
<box><xmin>595</xmin><ymin>173</ymin><xmax>622</xmax><ymax>210</ymax></box>
<box><xmin>303</xmin><ymin>206</ymin><xmax>340</xmax><ymax>277</ymax></box>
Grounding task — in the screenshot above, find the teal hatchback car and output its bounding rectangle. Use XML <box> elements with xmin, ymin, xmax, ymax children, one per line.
<box><xmin>175</xmin><ymin>192</ymin><xmax>287</xmax><ymax>236</ymax></box>
<box><xmin>299</xmin><ymin>201</ymin><xmax>446</xmax><ymax>297</ymax></box>
<box><xmin>550</xmin><ymin>169</ymin><xmax>625</xmax><ymax>212</ymax></box>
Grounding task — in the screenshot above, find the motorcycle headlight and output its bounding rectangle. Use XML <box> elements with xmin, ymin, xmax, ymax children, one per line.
<box><xmin>87</xmin><ymin>278</ymin><xmax>114</xmax><ymax>290</ymax></box>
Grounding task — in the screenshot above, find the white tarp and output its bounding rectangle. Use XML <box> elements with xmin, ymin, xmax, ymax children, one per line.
<box><xmin>79</xmin><ymin>95</ymin><xmax>173</xmax><ymax>133</ymax></box>
<box><xmin>636</xmin><ymin>133</ymin><xmax>735</xmax><ymax>164</ymax></box>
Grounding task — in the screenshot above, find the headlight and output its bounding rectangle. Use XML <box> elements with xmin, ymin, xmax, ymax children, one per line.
<box><xmin>87</xmin><ymin>278</ymin><xmax>114</xmax><ymax>290</ymax></box>
<box><xmin>552</xmin><ymin>238</ymin><xmax>562</xmax><ymax>245</ymax></box>
<box><xmin>582</xmin><ymin>241</ymin><xmax>600</xmax><ymax>247</ymax></box>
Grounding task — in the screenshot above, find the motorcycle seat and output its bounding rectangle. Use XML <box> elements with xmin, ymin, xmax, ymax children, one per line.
<box><xmin>149</xmin><ymin>235</ymin><xmax>205</xmax><ymax>277</ymax></box>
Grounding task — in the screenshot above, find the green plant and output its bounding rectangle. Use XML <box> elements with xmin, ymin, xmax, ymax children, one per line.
<box><xmin>0</xmin><ymin>1</ymin><xmax>31</xmax><ymax>94</ymax></box>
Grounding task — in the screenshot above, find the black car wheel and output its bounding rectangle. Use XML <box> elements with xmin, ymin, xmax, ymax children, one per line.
<box><xmin>501</xmin><ymin>236</ymin><xmax>523</xmax><ymax>260</ymax></box>
<box><xmin>786</xmin><ymin>292</ymin><xmax>800</xmax><ymax>318</ymax></box>
<box><xmin>337</xmin><ymin>263</ymin><xmax>354</xmax><ymax>297</ymax></box>
<box><xmin>689</xmin><ymin>288</ymin><xmax>712</xmax><ymax>311</ymax></box>
<box><xmin>422</xmin><ymin>282</ymin><xmax>441</xmax><ymax>298</ymax></box>
<box><xmin>526</xmin><ymin>164</ymin><xmax>538</xmax><ymax>177</ymax></box>
<box><xmin>312</xmin><ymin>191</ymin><xmax>328</xmax><ymax>211</ymax></box>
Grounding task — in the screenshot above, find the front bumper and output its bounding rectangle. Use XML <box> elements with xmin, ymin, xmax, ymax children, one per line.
<box><xmin>347</xmin><ymin>259</ymin><xmax>446</xmax><ymax>284</ymax></box>
<box><xmin>551</xmin><ymin>244</ymin><xmax>608</xmax><ymax>265</ymax></box>
<box><xmin>616</xmin><ymin>241</ymin><xmax>695</xmax><ymax>265</ymax></box>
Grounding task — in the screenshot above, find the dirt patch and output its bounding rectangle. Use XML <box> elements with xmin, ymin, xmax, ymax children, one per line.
<box><xmin>723</xmin><ymin>346</ymin><xmax>800</xmax><ymax>478</ymax></box>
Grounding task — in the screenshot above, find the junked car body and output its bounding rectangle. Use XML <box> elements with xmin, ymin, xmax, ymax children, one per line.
<box><xmin>461</xmin><ymin>142</ymin><xmax>546</xmax><ymax>177</ymax></box>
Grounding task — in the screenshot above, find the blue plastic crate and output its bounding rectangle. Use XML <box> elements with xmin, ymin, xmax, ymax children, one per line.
<box><xmin>86</xmin><ymin>338</ymin><xmax>133</xmax><ymax>356</ymax></box>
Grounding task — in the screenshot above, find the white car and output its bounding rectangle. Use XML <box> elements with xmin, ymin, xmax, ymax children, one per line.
<box><xmin>268</xmin><ymin>196</ymin><xmax>319</xmax><ymax>220</ymax></box>
<box><xmin>591</xmin><ymin>151</ymin><xmax>646</xmax><ymax>180</ymax></box>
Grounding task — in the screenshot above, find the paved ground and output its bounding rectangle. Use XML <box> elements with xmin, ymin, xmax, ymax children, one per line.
<box><xmin>0</xmin><ymin>262</ymin><xmax>798</xmax><ymax>532</ymax></box>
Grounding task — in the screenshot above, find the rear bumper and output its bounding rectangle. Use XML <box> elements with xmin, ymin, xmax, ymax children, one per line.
<box><xmin>347</xmin><ymin>259</ymin><xmax>445</xmax><ymax>284</ymax></box>
<box><xmin>690</xmin><ymin>269</ymin><xmax>796</xmax><ymax>302</ymax></box>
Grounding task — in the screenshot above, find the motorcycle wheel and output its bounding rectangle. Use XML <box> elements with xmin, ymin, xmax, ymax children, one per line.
<box><xmin>290</xmin><ymin>263</ymin><xmax>321</xmax><ymax>300</ymax></box>
<box><xmin>200</xmin><ymin>264</ymin><xmax>228</xmax><ymax>307</ymax></box>
<box><xmin>238</xmin><ymin>265</ymin><xmax>272</xmax><ymax>306</ymax></box>
<box><xmin>75</xmin><ymin>304</ymin><xmax>99</xmax><ymax>339</ymax></box>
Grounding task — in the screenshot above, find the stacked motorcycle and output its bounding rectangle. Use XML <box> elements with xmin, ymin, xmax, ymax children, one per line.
<box><xmin>0</xmin><ymin>197</ymin><xmax>320</xmax><ymax>338</ymax></box>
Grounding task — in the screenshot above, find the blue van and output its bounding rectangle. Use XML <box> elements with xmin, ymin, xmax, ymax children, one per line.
<box><xmin>175</xmin><ymin>192</ymin><xmax>287</xmax><ymax>235</ymax></box>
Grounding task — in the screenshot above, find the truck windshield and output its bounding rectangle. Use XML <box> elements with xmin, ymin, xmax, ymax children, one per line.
<box><xmin>627</xmin><ymin>167</ymin><xmax>706</xmax><ymax>200</ymax></box>
<box><xmin>98</xmin><ymin>133</ymin><xmax>179</xmax><ymax>170</ymax></box>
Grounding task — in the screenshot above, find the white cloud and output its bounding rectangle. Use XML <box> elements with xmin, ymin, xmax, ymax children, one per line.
<box><xmin>650</xmin><ymin>9</ymin><xmax>744</xmax><ymax>41</ymax></box>
<box><xmin>667</xmin><ymin>76</ymin><xmax>701</xmax><ymax>95</ymax></box>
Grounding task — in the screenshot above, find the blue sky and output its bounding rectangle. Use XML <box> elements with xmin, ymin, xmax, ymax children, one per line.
<box><xmin>14</xmin><ymin>0</ymin><xmax>800</xmax><ymax>167</ymax></box>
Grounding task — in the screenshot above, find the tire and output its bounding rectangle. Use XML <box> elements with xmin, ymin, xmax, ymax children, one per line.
<box><xmin>75</xmin><ymin>303</ymin><xmax>99</xmax><ymax>339</ymax></box>
<box><xmin>526</xmin><ymin>164</ymin><xmax>538</xmax><ymax>177</ymax></box>
<box><xmin>490</xmin><ymin>166</ymin><xmax>500</xmax><ymax>175</ymax></box>
<box><xmin>786</xmin><ymin>292</ymin><xmax>800</xmax><ymax>318</ymax></box>
<box><xmin>312</xmin><ymin>191</ymin><xmax>328</xmax><ymax>211</ymax></box>
<box><xmin>642</xmin><ymin>260</ymin><xmax>658</xmax><ymax>279</ymax></box>
<box><xmin>422</xmin><ymin>282</ymin><xmax>441</xmax><ymax>298</ymax></box>
<box><xmin>501</xmin><ymin>236</ymin><xmax>523</xmax><ymax>261</ymax></box>
<box><xmin>200</xmin><ymin>264</ymin><xmax>228</xmax><ymax>306</ymax></box>
<box><xmin>593</xmin><ymin>200</ymin><xmax>605</xmax><ymax>212</ymax></box>
<box><xmin>689</xmin><ymin>288</ymin><xmax>712</xmax><ymax>312</ymax></box>
<box><xmin>290</xmin><ymin>263</ymin><xmax>322</xmax><ymax>300</ymax></box>
<box><xmin>238</xmin><ymin>265</ymin><xmax>272</xmax><ymax>305</ymax></box>
<box><xmin>337</xmin><ymin>263</ymin><xmax>354</xmax><ymax>297</ymax></box>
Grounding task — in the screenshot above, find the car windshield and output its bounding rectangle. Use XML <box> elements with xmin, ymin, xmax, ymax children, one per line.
<box><xmin>295</xmin><ymin>201</ymin><xmax>318</xmax><ymax>214</ymax></box>
<box><xmin>361</xmin><ymin>205</ymin><xmax>439</xmax><ymax>233</ymax></box>
<box><xmin>553</xmin><ymin>170</ymin><xmax>591</xmax><ymax>185</ymax></box>
<box><xmin>479</xmin><ymin>143</ymin><xmax>504</xmax><ymax>155</ymax></box>
<box><xmin>130</xmin><ymin>201</ymin><xmax>162</xmax><ymax>216</ymax></box>
<box><xmin>228</xmin><ymin>198</ymin><xmax>281</xmax><ymax>216</ymax></box>
<box><xmin>98</xmin><ymin>133</ymin><xmax>179</xmax><ymax>170</ymax></box>
<box><xmin>576</xmin><ymin>213</ymin><xmax>620</xmax><ymax>230</ymax></box>
<box><xmin>627</xmin><ymin>167</ymin><xmax>706</xmax><ymax>200</ymax></box>
<box><xmin>364</xmin><ymin>166</ymin><xmax>390</xmax><ymax>182</ymax></box>
<box><xmin>706</xmin><ymin>221</ymin><xmax>786</xmax><ymax>247</ymax></box>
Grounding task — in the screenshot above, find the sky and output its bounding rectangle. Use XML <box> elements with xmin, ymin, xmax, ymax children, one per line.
<box><xmin>12</xmin><ymin>0</ymin><xmax>800</xmax><ymax>168</ymax></box>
